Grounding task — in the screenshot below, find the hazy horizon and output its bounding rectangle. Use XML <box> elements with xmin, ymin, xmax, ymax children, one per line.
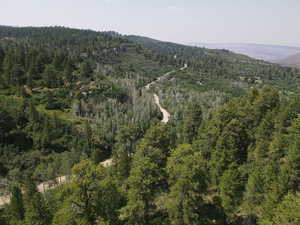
<box><xmin>190</xmin><ymin>42</ymin><xmax>300</xmax><ymax>48</ymax></box>
<box><xmin>2</xmin><ymin>0</ymin><xmax>300</xmax><ymax>47</ymax></box>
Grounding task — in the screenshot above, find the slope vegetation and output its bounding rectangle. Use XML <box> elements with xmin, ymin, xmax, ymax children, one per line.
<box><xmin>0</xmin><ymin>25</ymin><xmax>299</xmax><ymax>197</ymax></box>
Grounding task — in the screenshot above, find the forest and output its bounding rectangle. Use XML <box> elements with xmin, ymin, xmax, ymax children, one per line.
<box><xmin>0</xmin><ymin>26</ymin><xmax>299</xmax><ymax>225</ymax></box>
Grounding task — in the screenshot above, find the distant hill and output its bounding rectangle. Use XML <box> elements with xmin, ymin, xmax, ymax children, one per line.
<box><xmin>278</xmin><ymin>52</ymin><xmax>300</xmax><ymax>69</ymax></box>
<box><xmin>126</xmin><ymin>35</ymin><xmax>256</xmax><ymax>64</ymax></box>
<box><xmin>190</xmin><ymin>43</ymin><xmax>300</xmax><ymax>63</ymax></box>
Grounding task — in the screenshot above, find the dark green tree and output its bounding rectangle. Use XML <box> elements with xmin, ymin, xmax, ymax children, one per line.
<box><xmin>181</xmin><ymin>102</ymin><xmax>202</xmax><ymax>144</ymax></box>
<box><xmin>8</xmin><ymin>185</ymin><xmax>25</xmax><ymax>223</ymax></box>
<box><xmin>24</xmin><ymin>178</ymin><xmax>51</xmax><ymax>225</ymax></box>
<box><xmin>210</xmin><ymin>118</ymin><xmax>248</xmax><ymax>184</ymax></box>
<box><xmin>219</xmin><ymin>163</ymin><xmax>245</xmax><ymax>217</ymax></box>
<box><xmin>42</xmin><ymin>65</ymin><xmax>60</xmax><ymax>88</ymax></box>
<box><xmin>112</xmin><ymin>125</ymin><xmax>141</xmax><ymax>181</ymax></box>
<box><xmin>120</xmin><ymin>123</ymin><xmax>170</xmax><ymax>225</ymax></box>
<box><xmin>0</xmin><ymin>106</ymin><xmax>15</xmax><ymax>143</ymax></box>
<box><xmin>165</xmin><ymin>144</ymin><xmax>207</xmax><ymax>225</ymax></box>
<box><xmin>79</xmin><ymin>62</ymin><xmax>93</xmax><ymax>79</ymax></box>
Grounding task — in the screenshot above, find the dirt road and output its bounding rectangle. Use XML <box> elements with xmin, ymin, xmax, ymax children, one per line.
<box><xmin>147</xmin><ymin>64</ymin><xmax>187</xmax><ymax>123</ymax></box>
<box><xmin>0</xmin><ymin>160</ymin><xmax>110</xmax><ymax>207</ymax></box>
<box><xmin>154</xmin><ymin>94</ymin><xmax>170</xmax><ymax>123</ymax></box>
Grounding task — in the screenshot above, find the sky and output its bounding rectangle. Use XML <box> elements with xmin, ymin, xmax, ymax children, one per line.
<box><xmin>1</xmin><ymin>0</ymin><xmax>300</xmax><ymax>47</ymax></box>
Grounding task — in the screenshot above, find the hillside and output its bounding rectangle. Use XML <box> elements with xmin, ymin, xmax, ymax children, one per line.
<box><xmin>192</xmin><ymin>42</ymin><xmax>300</xmax><ymax>62</ymax></box>
<box><xmin>128</xmin><ymin>35</ymin><xmax>300</xmax><ymax>93</ymax></box>
<box><xmin>2</xmin><ymin>86</ymin><xmax>300</xmax><ymax>225</ymax></box>
<box><xmin>127</xmin><ymin>35</ymin><xmax>253</xmax><ymax>62</ymax></box>
<box><xmin>0</xmin><ymin>26</ymin><xmax>299</xmax><ymax>225</ymax></box>
<box><xmin>0</xmin><ymin>26</ymin><xmax>173</xmax><ymax>184</ymax></box>
<box><xmin>0</xmin><ymin>26</ymin><xmax>299</xmax><ymax>179</ymax></box>
<box><xmin>279</xmin><ymin>52</ymin><xmax>300</xmax><ymax>68</ymax></box>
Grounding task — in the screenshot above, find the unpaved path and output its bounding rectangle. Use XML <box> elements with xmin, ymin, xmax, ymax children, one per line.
<box><xmin>0</xmin><ymin>159</ymin><xmax>114</xmax><ymax>207</ymax></box>
<box><xmin>147</xmin><ymin>64</ymin><xmax>187</xmax><ymax>123</ymax></box>
<box><xmin>0</xmin><ymin>64</ymin><xmax>188</xmax><ymax>207</ymax></box>
<box><xmin>0</xmin><ymin>176</ymin><xmax>70</xmax><ymax>207</ymax></box>
<box><xmin>100</xmin><ymin>158</ymin><xmax>113</xmax><ymax>167</ymax></box>
<box><xmin>145</xmin><ymin>64</ymin><xmax>187</xmax><ymax>90</ymax></box>
<box><xmin>0</xmin><ymin>195</ymin><xmax>10</xmax><ymax>206</ymax></box>
<box><xmin>154</xmin><ymin>94</ymin><xmax>170</xmax><ymax>123</ymax></box>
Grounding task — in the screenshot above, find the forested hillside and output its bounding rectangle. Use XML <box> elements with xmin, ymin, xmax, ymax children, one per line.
<box><xmin>0</xmin><ymin>26</ymin><xmax>299</xmax><ymax>225</ymax></box>
<box><xmin>127</xmin><ymin>35</ymin><xmax>300</xmax><ymax>92</ymax></box>
<box><xmin>1</xmin><ymin>87</ymin><xmax>299</xmax><ymax>225</ymax></box>
<box><xmin>0</xmin><ymin>26</ymin><xmax>173</xmax><ymax>182</ymax></box>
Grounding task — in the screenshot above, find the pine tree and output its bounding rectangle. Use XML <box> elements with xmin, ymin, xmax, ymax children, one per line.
<box><xmin>259</xmin><ymin>193</ymin><xmax>300</xmax><ymax>225</ymax></box>
<box><xmin>219</xmin><ymin>163</ymin><xmax>245</xmax><ymax>217</ymax></box>
<box><xmin>210</xmin><ymin>118</ymin><xmax>248</xmax><ymax>184</ymax></box>
<box><xmin>24</xmin><ymin>178</ymin><xmax>51</xmax><ymax>225</ymax></box>
<box><xmin>70</xmin><ymin>160</ymin><xmax>104</xmax><ymax>224</ymax></box>
<box><xmin>0</xmin><ymin>208</ymin><xmax>8</xmax><ymax>225</ymax></box>
<box><xmin>112</xmin><ymin>125</ymin><xmax>141</xmax><ymax>181</ymax></box>
<box><xmin>181</xmin><ymin>102</ymin><xmax>202</xmax><ymax>144</ymax></box>
<box><xmin>80</xmin><ymin>62</ymin><xmax>93</xmax><ymax>79</ymax></box>
<box><xmin>53</xmin><ymin>160</ymin><xmax>124</xmax><ymax>225</ymax></box>
<box><xmin>272</xmin><ymin>193</ymin><xmax>300</xmax><ymax>225</ymax></box>
<box><xmin>0</xmin><ymin>106</ymin><xmax>15</xmax><ymax>143</ymax></box>
<box><xmin>120</xmin><ymin>123</ymin><xmax>169</xmax><ymax>225</ymax></box>
<box><xmin>0</xmin><ymin>46</ymin><xmax>5</xmax><ymax>73</ymax></box>
<box><xmin>42</xmin><ymin>64</ymin><xmax>60</xmax><ymax>88</ymax></box>
<box><xmin>242</xmin><ymin>166</ymin><xmax>266</xmax><ymax>216</ymax></box>
<box><xmin>8</xmin><ymin>185</ymin><xmax>25</xmax><ymax>223</ymax></box>
<box><xmin>165</xmin><ymin>144</ymin><xmax>207</xmax><ymax>225</ymax></box>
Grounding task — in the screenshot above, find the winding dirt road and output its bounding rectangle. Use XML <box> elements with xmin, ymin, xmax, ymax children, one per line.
<box><xmin>154</xmin><ymin>94</ymin><xmax>170</xmax><ymax>123</ymax></box>
<box><xmin>0</xmin><ymin>64</ymin><xmax>187</xmax><ymax>207</ymax></box>
<box><xmin>147</xmin><ymin>64</ymin><xmax>187</xmax><ymax>123</ymax></box>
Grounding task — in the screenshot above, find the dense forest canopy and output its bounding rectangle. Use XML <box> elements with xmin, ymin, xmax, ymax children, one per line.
<box><xmin>0</xmin><ymin>26</ymin><xmax>299</xmax><ymax>225</ymax></box>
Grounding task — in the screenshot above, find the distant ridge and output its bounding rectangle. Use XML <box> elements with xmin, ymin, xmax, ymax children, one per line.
<box><xmin>278</xmin><ymin>52</ymin><xmax>300</xmax><ymax>69</ymax></box>
<box><xmin>190</xmin><ymin>43</ymin><xmax>300</xmax><ymax>63</ymax></box>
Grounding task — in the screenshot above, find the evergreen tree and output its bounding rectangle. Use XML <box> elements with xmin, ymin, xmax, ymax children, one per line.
<box><xmin>210</xmin><ymin>118</ymin><xmax>248</xmax><ymax>184</ymax></box>
<box><xmin>68</xmin><ymin>160</ymin><xmax>104</xmax><ymax>224</ymax></box>
<box><xmin>42</xmin><ymin>65</ymin><xmax>60</xmax><ymax>88</ymax></box>
<box><xmin>219</xmin><ymin>163</ymin><xmax>245</xmax><ymax>217</ymax></box>
<box><xmin>112</xmin><ymin>125</ymin><xmax>141</xmax><ymax>181</ymax></box>
<box><xmin>0</xmin><ymin>46</ymin><xmax>5</xmax><ymax>70</ymax></box>
<box><xmin>283</xmin><ymin>115</ymin><xmax>300</xmax><ymax>191</ymax></box>
<box><xmin>259</xmin><ymin>193</ymin><xmax>300</xmax><ymax>225</ymax></box>
<box><xmin>80</xmin><ymin>62</ymin><xmax>93</xmax><ymax>79</ymax></box>
<box><xmin>8</xmin><ymin>185</ymin><xmax>25</xmax><ymax>223</ymax></box>
<box><xmin>181</xmin><ymin>102</ymin><xmax>202</xmax><ymax>144</ymax></box>
<box><xmin>23</xmin><ymin>178</ymin><xmax>51</xmax><ymax>225</ymax></box>
<box><xmin>165</xmin><ymin>144</ymin><xmax>207</xmax><ymax>225</ymax></box>
<box><xmin>242</xmin><ymin>165</ymin><xmax>266</xmax><ymax>217</ymax></box>
<box><xmin>271</xmin><ymin>193</ymin><xmax>300</xmax><ymax>225</ymax></box>
<box><xmin>120</xmin><ymin>123</ymin><xmax>169</xmax><ymax>225</ymax></box>
<box><xmin>0</xmin><ymin>106</ymin><xmax>15</xmax><ymax>143</ymax></box>
<box><xmin>94</xmin><ymin>177</ymin><xmax>125</xmax><ymax>225</ymax></box>
<box><xmin>0</xmin><ymin>209</ymin><xmax>8</xmax><ymax>225</ymax></box>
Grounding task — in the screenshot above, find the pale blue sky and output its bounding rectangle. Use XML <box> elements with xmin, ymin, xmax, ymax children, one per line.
<box><xmin>1</xmin><ymin>0</ymin><xmax>300</xmax><ymax>46</ymax></box>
